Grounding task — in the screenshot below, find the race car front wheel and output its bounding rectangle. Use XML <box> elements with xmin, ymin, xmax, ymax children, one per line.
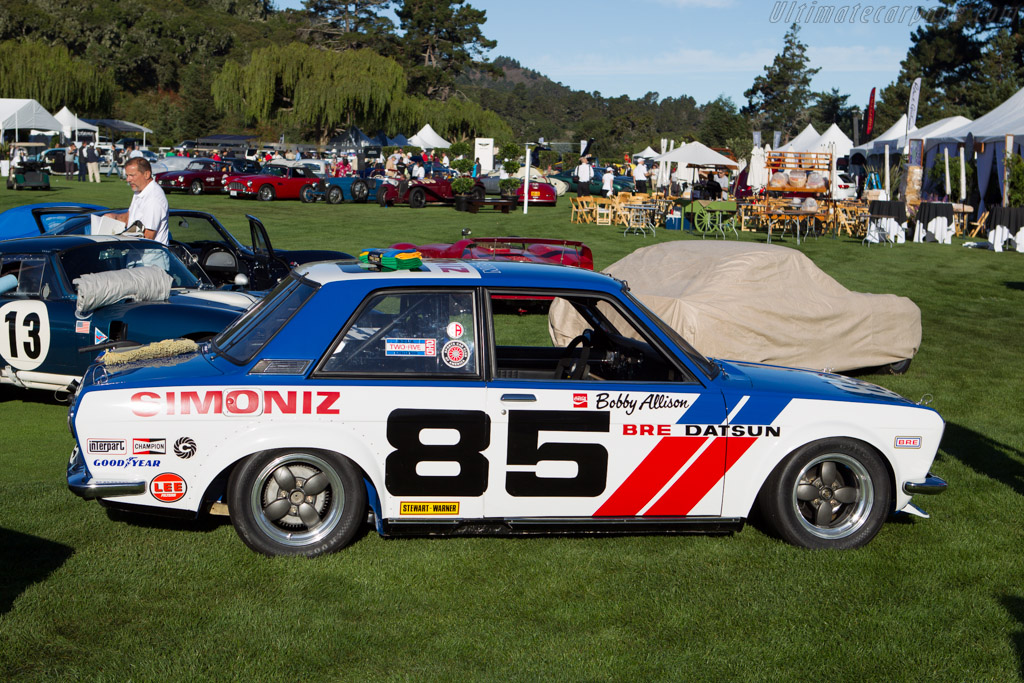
<box><xmin>300</xmin><ymin>185</ymin><xmax>316</xmax><ymax>203</ymax></box>
<box><xmin>190</xmin><ymin>180</ymin><xmax>204</xmax><ymax>195</ymax></box>
<box><xmin>257</xmin><ymin>184</ymin><xmax>275</xmax><ymax>201</ymax></box>
<box><xmin>326</xmin><ymin>186</ymin><xmax>343</xmax><ymax>204</ymax></box>
<box><xmin>350</xmin><ymin>179</ymin><xmax>369</xmax><ymax>203</ymax></box>
<box><xmin>228</xmin><ymin>449</ymin><xmax>366</xmax><ymax>557</ymax></box>
<box><xmin>758</xmin><ymin>439</ymin><xmax>891</xmax><ymax>549</ymax></box>
<box><xmin>409</xmin><ymin>187</ymin><xmax>426</xmax><ymax>209</ymax></box>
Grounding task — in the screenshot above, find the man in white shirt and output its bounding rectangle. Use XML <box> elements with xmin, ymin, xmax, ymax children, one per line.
<box><xmin>601</xmin><ymin>167</ymin><xmax>615</xmax><ymax>197</ymax></box>
<box><xmin>632</xmin><ymin>159</ymin><xmax>649</xmax><ymax>193</ymax></box>
<box><xmin>128</xmin><ymin>145</ymin><xmax>144</xmax><ymax>160</ymax></box>
<box><xmin>411</xmin><ymin>161</ymin><xmax>426</xmax><ymax>179</ymax></box>
<box><xmin>575</xmin><ymin>157</ymin><xmax>594</xmax><ymax>196</ymax></box>
<box><xmin>110</xmin><ymin>158</ymin><xmax>169</xmax><ymax>244</ymax></box>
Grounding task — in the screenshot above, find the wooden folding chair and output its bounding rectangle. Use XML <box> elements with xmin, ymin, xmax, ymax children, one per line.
<box><xmin>968</xmin><ymin>210</ymin><xmax>989</xmax><ymax>238</ymax></box>
<box><xmin>593</xmin><ymin>198</ymin><xmax>613</xmax><ymax>225</ymax></box>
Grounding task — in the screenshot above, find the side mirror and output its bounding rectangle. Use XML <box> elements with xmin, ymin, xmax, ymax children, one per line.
<box><xmin>233</xmin><ymin>273</ymin><xmax>250</xmax><ymax>287</ymax></box>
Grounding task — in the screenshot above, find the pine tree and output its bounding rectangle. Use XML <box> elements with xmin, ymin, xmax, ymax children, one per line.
<box><xmin>300</xmin><ymin>0</ymin><xmax>395</xmax><ymax>53</ymax></box>
<box><xmin>742</xmin><ymin>23</ymin><xmax>820</xmax><ymax>142</ymax></box>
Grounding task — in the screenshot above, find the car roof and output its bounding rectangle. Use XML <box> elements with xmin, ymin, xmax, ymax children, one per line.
<box><xmin>298</xmin><ymin>259</ymin><xmax>619</xmax><ymax>291</ymax></box>
<box><xmin>0</xmin><ymin>234</ymin><xmax>150</xmax><ymax>254</ymax></box>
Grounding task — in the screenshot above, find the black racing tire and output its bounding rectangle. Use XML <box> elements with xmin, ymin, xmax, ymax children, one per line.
<box><xmin>758</xmin><ymin>439</ymin><xmax>891</xmax><ymax>549</ymax></box>
<box><xmin>227</xmin><ymin>449</ymin><xmax>367</xmax><ymax>557</ymax></box>
<box><xmin>257</xmin><ymin>184</ymin><xmax>275</xmax><ymax>201</ymax></box>
<box><xmin>350</xmin><ymin>179</ymin><xmax>369</xmax><ymax>203</ymax></box>
<box><xmin>408</xmin><ymin>187</ymin><xmax>426</xmax><ymax>209</ymax></box>
<box><xmin>470</xmin><ymin>185</ymin><xmax>485</xmax><ymax>201</ymax></box>
<box><xmin>887</xmin><ymin>358</ymin><xmax>913</xmax><ymax>375</ymax></box>
<box><xmin>378</xmin><ymin>187</ymin><xmax>390</xmax><ymax>207</ymax></box>
<box><xmin>300</xmin><ymin>184</ymin><xmax>316</xmax><ymax>203</ymax></box>
<box><xmin>326</xmin><ymin>186</ymin><xmax>343</xmax><ymax>205</ymax></box>
<box><xmin>190</xmin><ymin>180</ymin><xmax>204</xmax><ymax>195</ymax></box>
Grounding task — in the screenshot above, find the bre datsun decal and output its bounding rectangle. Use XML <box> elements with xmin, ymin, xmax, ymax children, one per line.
<box><xmin>894</xmin><ymin>436</ymin><xmax>922</xmax><ymax>449</ymax></box>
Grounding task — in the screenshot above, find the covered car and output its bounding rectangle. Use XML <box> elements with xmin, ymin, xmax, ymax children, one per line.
<box><xmin>549</xmin><ymin>241</ymin><xmax>920</xmax><ymax>374</ymax></box>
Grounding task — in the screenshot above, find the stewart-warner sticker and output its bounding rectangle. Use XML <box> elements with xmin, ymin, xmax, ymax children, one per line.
<box><xmin>385</xmin><ymin>338</ymin><xmax>436</xmax><ymax>356</ymax></box>
<box><xmin>133</xmin><ymin>438</ymin><xmax>166</xmax><ymax>455</ymax></box>
<box><xmin>441</xmin><ymin>340</ymin><xmax>469</xmax><ymax>368</ymax></box>
<box><xmin>400</xmin><ymin>501</ymin><xmax>460</xmax><ymax>515</ymax></box>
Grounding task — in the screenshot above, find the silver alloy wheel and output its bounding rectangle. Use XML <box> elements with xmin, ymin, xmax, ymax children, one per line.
<box><xmin>791</xmin><ymin>452</ymin><xmax>873</xmax><ymax>539</ymax></box>
<box><xmin>249</xmin><ymin>452</ymin><xmax>345</xmax><ymax>547</ymax></box>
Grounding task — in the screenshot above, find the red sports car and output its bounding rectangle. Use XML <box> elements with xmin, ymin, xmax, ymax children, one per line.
<box><xmin>225</xmin><ymin>161</ymin><xmax>322</xmax><ymax>201</ymax></box>
<box><xmin>377</xmin><ymin>176</ymin><xmax>486</xmax><ymax>208</ymax></box>
<box><xmin>390</xmin><ymin>237</ymin><xmax>593</xmax><ymax>270</ymax></box>
<box><xmin>156</xmin><ymin>158</ymin><xmax>260</xmax><ymax>195</ymax></box>
<box><xmin>516</xmin><ymin>181</ymin><xmax>557</xmax><ymax>206</ymax></box>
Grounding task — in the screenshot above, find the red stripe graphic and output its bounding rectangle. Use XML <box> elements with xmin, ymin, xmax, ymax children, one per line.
<box><xmin>594</xmin><ymin>437</ymin><xmax>705</xmax><ymax>517</ymax></box>
<box><xmin>645</xmin><ymin>436</ymin><xmax>758</xmax><ymax>515</ymax></box>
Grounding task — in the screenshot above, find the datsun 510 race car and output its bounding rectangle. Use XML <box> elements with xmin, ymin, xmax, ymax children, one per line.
<box><xmin>66</xmin><ymin>260</ymin><xmax>947</xmax><ymax>557</ymax></box>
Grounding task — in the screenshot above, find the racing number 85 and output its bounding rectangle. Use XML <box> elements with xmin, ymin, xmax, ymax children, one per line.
<box><xmin>384</xmin><ymin>408</ymin><xmax>609</xmax><ymax>497</ymax></box>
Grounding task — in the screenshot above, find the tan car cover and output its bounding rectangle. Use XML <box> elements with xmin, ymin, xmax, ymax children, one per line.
<box><xmin>548</xmin><ymin>241</ymin><xmax>921</xmax><ymax>372</ymax></box>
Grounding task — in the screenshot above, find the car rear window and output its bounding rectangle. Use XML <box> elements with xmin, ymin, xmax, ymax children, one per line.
<box><xmin>212</xmin><ymin>276</ymin><xmax>315</xmax><ymax>364</ymax></box>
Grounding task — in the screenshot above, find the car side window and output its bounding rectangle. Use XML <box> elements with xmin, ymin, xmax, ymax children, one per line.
<box><xmin>321</xmin><ymin>290</ymin><xmax>477</xmax><ymax>376</ymax></box>
<box><xmin>1</xmin><ymin>257</ymin><xmax>54</xmax><ymax>299</ymax></box>
<box><xmin>169</xmin><ymin>216</ymin><xmax>224</xmax><ymax>245</ymax></box>
<box><xmin>489</xmin><ymin>291</ymin><xmax>695</xmax><ymax>383</ymax></box>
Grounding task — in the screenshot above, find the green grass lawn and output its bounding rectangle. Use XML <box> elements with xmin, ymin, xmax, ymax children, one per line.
<box><xmin>1</xmin><ymin>176</ymin><xmax>1023</xmax><ymax>681</ymax></box>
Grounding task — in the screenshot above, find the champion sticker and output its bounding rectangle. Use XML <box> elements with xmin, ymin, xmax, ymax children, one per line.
<box><xmin>441</xmin><ymin>340</ymin><xmax>470</xmax><ymax>368</ymax></box>
<box><xmin>150</xmin><ymin>473</ymin><xmax>187</xmax><ymax>503</ymax></box>
<box><xmin>385</xmin><ymin>338</ymin><xmax>436</xmax><ymax>356</ymax></box>
<box><xmin>446</xmin><ymin>321</ymin><xmax>464</xmax><ymax>339</ymax></box>
<box><xmin>76</xmin><ymin>320</ymin><xmax>90</xmax><ymax>334</ymax></box>
<box><xmin>94</xmin><ymin>327</ymin><xmax>108</xmax><ymax>344</ymax></box>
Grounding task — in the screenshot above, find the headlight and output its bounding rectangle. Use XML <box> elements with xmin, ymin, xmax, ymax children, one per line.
<box><xmin>178</xmin><ymin>175</ymin><xmax>184</xmax><ymax>182</ymax></box>
<box><xmin>246</xmin><ymin>180</ymin><xmax>253</xmax><ymax>187</ymax></box>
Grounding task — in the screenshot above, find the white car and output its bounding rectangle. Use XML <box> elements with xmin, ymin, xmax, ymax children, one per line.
<box><xmin>834</xmin><ymin>171</ymin><xmax>858</xmax><ymax>200</ymax></box>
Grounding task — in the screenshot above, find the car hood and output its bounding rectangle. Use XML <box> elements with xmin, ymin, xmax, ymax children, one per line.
<box><xmin>171</xmin><ymin>289</ymin><xmax>260</xmax><ymax>310</ymax></box>
<box><xmin>715</xmin><ymin>358</ymin><xmax>920</xmax><ymax>408</ymax></box>
<box><xmin>81</xmin><ymin>344</ymin><xmax>225</xmax><ymax>391</ymax></box>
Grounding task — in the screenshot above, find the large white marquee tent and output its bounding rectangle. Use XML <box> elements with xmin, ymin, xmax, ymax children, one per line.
<box><xmin>0</xmin><ymin>99</ymin><xmax>62</xmax><ymax>141</ymax></box>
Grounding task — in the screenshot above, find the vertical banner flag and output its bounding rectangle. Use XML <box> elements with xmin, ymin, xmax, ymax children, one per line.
<box><xmin>773</xmin><ymin>131</ymin><xmax>782</xmax><ymax>149</ymax></box>
<box><xmin>865</xmin><ymin>88</ymin><xmax>876</xmax><ymax>137</ymax></box>
<box><xmin>752</xmin><ymin>131</ymin><xmax>762</xmax><ymax>147</ymax></box>
<box><xmin>907</xmin><ymin>78</ymin><xmax>922</xmax><ymax>128</ymax></box>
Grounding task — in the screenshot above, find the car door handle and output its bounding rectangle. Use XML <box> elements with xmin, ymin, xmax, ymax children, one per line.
<box><xmin>501</xmin><ymin>394</ymin><xmax>536</xmax><ymax>402</ymax></box>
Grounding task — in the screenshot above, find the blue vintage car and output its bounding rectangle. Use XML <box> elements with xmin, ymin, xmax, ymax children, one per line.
<box><xmin>0</xmin><ymin>235</ymin><xmax>259</xmax><ymax>392</ymax></box>
<box><xmin>0</xmin><ymin>202</ymin><xmax>106</xmax><ymax>240</ymax></box>
<box><xmin>66</xmin><ymin>259</ymin><xmax>947</xmax><ymax>556</ymax></box>
<box><xmin>310</xmin><ymin>175</ymin><xmax>380</xmax><ymax>204</ymax></box>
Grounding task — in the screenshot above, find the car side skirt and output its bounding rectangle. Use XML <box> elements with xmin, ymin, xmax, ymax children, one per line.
<box><xmin>381</xmin><ymin>516</ymin><xmax>744</xmax><ymax>537</ymax></box>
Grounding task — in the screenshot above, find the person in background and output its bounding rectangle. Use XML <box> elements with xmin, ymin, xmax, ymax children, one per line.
<box><xmin>106</xmin><ymin>146</ymin><xmax>123</xmax><ymax>178</ymax></box>
<box><xmin>575</xmin><ymin>156</ymin><xmax>593</xmax><ymax>196</ymax></box>
<box><xmin>441</xmin><ymin>151</ymin><xmax>450</xmax><ymax>167</ymax></box>
<box><xmin>602</xmin><ymin>167</ymin><xmax>615</xmax><ymax>198</ymax></box>
<box><xmin>65</xmin><ymin>144</ymin><xmax>76</xmax><ymax>180</ymax></box>
<box><xmin>109</xmin><ymin>158</ymin><xmax>169</xmax><ymax>245</ymax></box>
<box><xmin>472</xmin><ymin>158</ymin><xmax>481</xmax><ymax>177</ymax></box>
<box><xmin>86</xmin><ymin>144</ymin><xmax>101</xmax><ymax>183</ymax></box>
<box><xmin>77</xmin><ymin>144</ymin><xmax>88</xmax><ymax>182</ymax></box>
<box><xmin>128</xmin><ymin>145</ymin><xmax>143</xmax><ymax>160</ymax></box>
<box><xmin>632</xmin><ymin>158</ymin><xmax>649</xmax><ymax>193</ymax></box>
<box><xmin>412</xmin><ymin>160</ymin><xmax>426</xmax><ymax>180</ymax></box>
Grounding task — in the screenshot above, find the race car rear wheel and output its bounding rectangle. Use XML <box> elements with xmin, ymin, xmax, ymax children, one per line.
<box><xmin>350</xmin><ymin>179</ymin><xmax>369</xmax><ymax>203</ymax></box>
<box><xmin>471</xmin><ymin>186</ymin><xmax>485</xmax><ymax>201</ymax></box>
<box><xmin>409</xmin><ymin>187</ymin><xmax>426</xmax><ymax>209</ymax></box>
<box><xmin>759</xmin><ymin>439</ymin><xmax>891</xmax><ymax>549</ymax></box>
<box><xmin>257</xmin><ymin>184</ymin><xmax>275</xmax><ymax>201</ymax></box>
<box><xmin>326</xmin><ymin>186</ymin><xmax>343</xmax><ymax>204</ymax></box>
<box><xmin>228</xmin><ymin>449</ymin><xmax>366</xmax><ymax>557</ymax></box>
<box><xmin>378</xmin><ymin>187</ymin><xmax>390</xmax><ymax>207</ymax></box>
<box><xmin>190</xmin><ymin>180</ymin><xmax>204</xmax><ymax>195</ymax></box>
<box><xmin>300</xmin><ymin>185</ymin><xmax>316</xmax><ymax>203</ymax></box>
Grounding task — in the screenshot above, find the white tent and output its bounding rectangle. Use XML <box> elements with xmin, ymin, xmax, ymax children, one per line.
<box><xmin>780</xmin><ymin>124</ymin><xmax>819</xmax><ymax>152</ymax></box>
<box><xmin>892</xmin><ymin>115</ymin><xmax>970</xmax><ymax>151</ymax></box>
<box><xmin>407</xmin><ymin>124</ymin><xmax>450</xmax><ymax>149</ymax></box>
<box><xmin>0</xmin><ymin>99</ymin><xmax>62</xmax><ymax>141</ymax></box>
<box><xmin>804</xmin><ymin>123</ymin><xmax>854</xmax><ymax>158</ymax></box>
<box><xmin>54</xmin><ymin>106</ymin><xmax>98</xmax><ymax>140</ymax></box>
<box><xmin>850</xmin><ymin>114</ymin><xmax>912</xmax><ymax>158</ymax></box>
<box><xmin>656</xmin><ymin>141</ymin><xmax>737</xmax><ymax>168</ymax></box>
<box><xmin>633</xmin><ymin>146</ymin><xmax>659</xmax><ymax>160</ymax></box>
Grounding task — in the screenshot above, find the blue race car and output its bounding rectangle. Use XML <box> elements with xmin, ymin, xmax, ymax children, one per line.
<box><xmin>312</xmin><ymin>176</ymin><xmax>380</xmax><ymax>204</ymax></box>
<box><xmin>66</xmin><ymin>259</ymin><xmax>947</xmax><ymax>556</ymax></box>
<box><xmin>0</xmin><ymin>202</ymin><xmax>105</xmax><ymax>240</ymax></box>
<box><xmin>0</xmin><ymin>235</ymin><xmax>259</xmax><ymax>392</ymax></box>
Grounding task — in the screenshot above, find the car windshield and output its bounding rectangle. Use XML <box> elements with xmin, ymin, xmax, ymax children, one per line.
<box><xmin>261</xmin><ymin>165</ymin><xmax>288</xmax><ymax>178</ymax></box>
<box><xmin>212</xmin><ymin>275</ymin><xmax>316</xmax><ymax>364</ymax></box>
<box><xmin>186</xmin><ymin>161</ymin><xmax>212</xmax><ymax>171</ymax></box>
<box><xmin>624</xmin><ymin>290</ymin><xmax>719</xmax><ymax>379</ymax></box>
<box><xmin>59</xmin><ymin>241</ymin><xmax>204</xmax><ymax>290</ymax></box>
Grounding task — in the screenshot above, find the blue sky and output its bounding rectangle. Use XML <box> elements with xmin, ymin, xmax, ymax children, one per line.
<box><xmin>274</xmin><ymin>0</ymin><xmax>927</xmax><ymax>110</ymax></box>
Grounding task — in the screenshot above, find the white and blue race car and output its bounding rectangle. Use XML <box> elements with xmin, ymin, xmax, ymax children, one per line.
<box><xmin>66</xmin><ymin>259</ymin><xmax>947</xmax><ymax>556</ymax></box>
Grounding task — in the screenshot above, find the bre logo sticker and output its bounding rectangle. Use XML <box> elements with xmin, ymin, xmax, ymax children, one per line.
<box><xmin>174</xmin><ymin>437</ymin><xmax>197</xmax><ymax>459</ymax></box>
<box><xmin>441</xmin><ymin>340</ymin><xmax>470</xmax><ymax>368</ymax></box>
<box><xmin>573</xmin><ymin>393</ymin><xmax>588</xmax><ymax>408</ymax></box>
<box><xmin>87</xmin><ymin>439</ymin><xmax>126</xmax><ymax>455</ymax></box>
<box><xmin>133</xmin><ymin>438</ymin><xmax>166</xmax><ymax>455</ymax></box>
<box><xmin>150</xmin><ymin>473</ymin><xmax>187</xmax><ymax>503</ymax></box>
<box><xmin>894</xmin><ymin>436</ymin><xmax>922</xmax><ymax>449</ymax></box>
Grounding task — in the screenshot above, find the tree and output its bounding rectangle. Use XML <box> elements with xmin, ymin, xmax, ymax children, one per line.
<box><xmin>698</xmin><ymin>96</ymin><xmax>748</xmax><ymax>147</ymax></box>
<box><xmin>808</xmin><ymin>88</ymin><xmax>858</xmax><ymax>139</ymax></box>
<box><xmin>394</xmin><ymin>0</ymin><xmax>498</xmax><ymax>100</ymax></box>
<box><xmin>743</xmin><ymin>23</ymin><xmax>820</xmax><ymax>141</ymax></box>
<box><xmin>0</xmin><ymin>38</ymin><xmax>115</xmax><ymax>114</ymax></box>
<box><xmin>212</xmin><ymin>42</ymin><xmax>407</xmax><ymax>143</ymax></box>
<box><xmin>300</xmin><ymin>0</ymin><xmax>394</xmax><ymax>52</ymax></box>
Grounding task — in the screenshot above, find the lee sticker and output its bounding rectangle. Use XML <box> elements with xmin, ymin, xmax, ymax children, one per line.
<box><xmin>385</xmin><ymin>338</ymin><xmax>436</xmax><ymax>356</ymax></box>
<box><xmin>0</xmin><ymin>300</ymin><xmax>51</xmax><ymax>371</ymax></box>
<box><xmin>150</xmin><ymin>473</ymin><xmax>187</xmax><ymax>502</ymax></box>
<box><xmin>400</xmin><ymin>501</ymin><xmax>460</xmax><ymax>515</ymax></box>
<box><xmin>446</xmin><ymin>321</ymin><xmax>464</xmax><ymax>339</ymax></box>
<box><xmin>441</xmin><ymin>340</ymin><xmax>469</xmax><ymax>368</ymax></box>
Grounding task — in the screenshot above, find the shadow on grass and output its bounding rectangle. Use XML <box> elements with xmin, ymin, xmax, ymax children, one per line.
<box><xmin>942</xmin><ymin>422</ymin><xmax>1024</xmax><ymax>498</ymax></box>
<box><xmin>1001</xmin><ymin>594</ymin><xmax>1024</xmax><ymax>678</ymax></box>
<box><xmin>1006</xmin><ymin>282</ymin><xmax>1024</xmax><ymax>291</ymax></box>
<box><xmin>0</xmin><ymin>384</ymin><xmax>68</xmax><ymax>406</ymax></box>
<box><xmin>104</xmin><ymin>506</ymin><xmax>230</xmax><ymax>533</ymax></box>
<box><xmin>0</xmin><ymin>528</ymin><xmax>73</xmax><ymax>615</ymax></box>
